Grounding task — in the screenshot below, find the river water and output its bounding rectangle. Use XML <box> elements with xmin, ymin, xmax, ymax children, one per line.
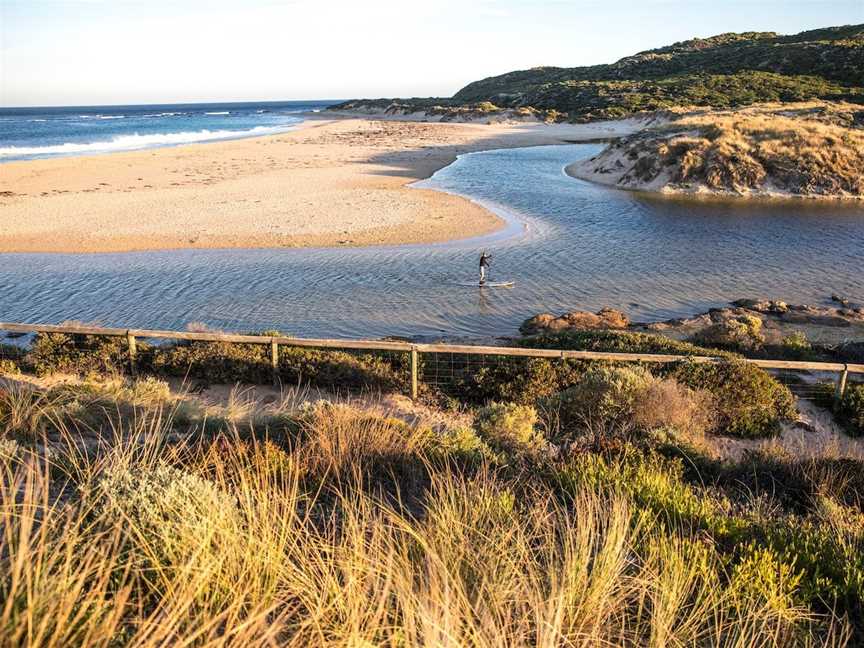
<box><xmin>1</xmin><ymin>144</ymin><xmax>862</xmax><ymax>339</ymax></box>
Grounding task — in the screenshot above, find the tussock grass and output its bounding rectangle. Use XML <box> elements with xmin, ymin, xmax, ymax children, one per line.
<box><xmin>1</xmin><ymin>382</ymin><xmax>861</xmax><ymax>646</ymax></box>
<box><xmin>614</xmin><ymin>101</ymin><xmax>864</xmax><ymax>198</ymax></box>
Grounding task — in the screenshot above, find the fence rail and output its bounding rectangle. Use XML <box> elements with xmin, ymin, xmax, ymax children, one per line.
<box><xmin>1</xmin><ymin>321</ymin><xmax>862</xmax><ymax>401</ymax></box>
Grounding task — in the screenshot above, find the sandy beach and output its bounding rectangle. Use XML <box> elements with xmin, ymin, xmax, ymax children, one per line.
<box><xmin>0</xmin><ymin>116</ymin><xmax>642</xmax><ymax>254</ymax></box>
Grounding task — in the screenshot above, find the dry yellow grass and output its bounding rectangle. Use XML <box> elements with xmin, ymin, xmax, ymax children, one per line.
<box><xmin>0</xmin><ymin>379</ymin><xmax>860</xmax><ymax>646</ymax></box>
<box><xmin>575</xmin><ymin>101</ymin><xmax>864</xmax><ymax>199</ymax></box>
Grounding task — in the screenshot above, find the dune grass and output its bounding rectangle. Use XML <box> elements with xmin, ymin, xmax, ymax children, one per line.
<box><xmin>1</xmin><ymin>375</ymin><xmax>862</xmax><ymax>646</ymax></box>
<box><xmin>596</xmin><ymin>101</ymin><xmax>864</xmax><ymax>198</ymax></box>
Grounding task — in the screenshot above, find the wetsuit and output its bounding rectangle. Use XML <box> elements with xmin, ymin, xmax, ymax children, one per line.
<box><xmin>479</xmin><ymin>253</ymin><xmax>492</xmax><ymax>284</ymax></box>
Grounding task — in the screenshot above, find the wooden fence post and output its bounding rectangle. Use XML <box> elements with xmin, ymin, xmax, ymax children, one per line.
<box><xmin>835</xmin><ymin>364</ymin><xmax>849</xmax><ymax>408</ymax></box>
<box><xmin>410</xmin><ymin>346</ymin><xmax>419</xmax><ymax>401</ymax></box>
<box><xmin>126</xmin><ymin>331</ymin><xmax>137</xmax><ymax>377</ymax></box>
<box><xmin>271</xmin><ymin>339</ymin><xmax>279</xmax><ymax>386</ymax></box>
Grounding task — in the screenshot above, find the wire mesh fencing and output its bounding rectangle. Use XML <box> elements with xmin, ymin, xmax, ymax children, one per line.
<box><xmin>0</xmin><ymin>323</ymin><xmax>861</xmax><ymax>411</ymax></box>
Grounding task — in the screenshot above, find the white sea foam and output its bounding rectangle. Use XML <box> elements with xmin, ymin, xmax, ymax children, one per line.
<box><xmin>0</xmin><ymin>124</ymin><xmax>296</xmax><ymax>159</ymax></box>
<box><xmin>204</xmin><ymin>111</ymin><xmax>230</xmax><ymax>115</ymax></box>
<box><xmin>27</xmin><ymin>119</ymin><xmax>48</xmax><ymax>122</ymax></box>
<box><xmin>78</xmin><ymin>114</ymin><xmax>125</xmax><ymax>120</ymax></box>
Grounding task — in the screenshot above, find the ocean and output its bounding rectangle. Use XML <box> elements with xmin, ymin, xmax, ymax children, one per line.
<box><xmin>0</xmin><ymin>100</ymin><xmax>339</xmax><ymax>162</ymax></box>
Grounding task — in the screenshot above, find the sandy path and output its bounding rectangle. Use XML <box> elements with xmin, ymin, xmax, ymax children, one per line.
<box><xmin>0</xmin><ymin>116</ymin><xmax>643</xmax><ymax>254</ymax></box>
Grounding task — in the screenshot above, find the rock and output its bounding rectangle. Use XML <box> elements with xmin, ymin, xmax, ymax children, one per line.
<box><xmin>730</xmin><ymin>299</ymin><xmax>788</xmax><ymax>314</ymax></box>
<box><xmin>731</xmin><ymin>298</ymin><xmax>761</xmax><ymax>309</ymax></box>
<box><xmin>520</xmin><ymin>308</ymin><xmax>629</xmax><ymax>335</ymax></box>
<box><xmin>519</xmin><ymin>313</ymin><xmax>557</xmax><ymax>335</ymax></box>
<box><xmin>831</xmin><ymin>294</ymin><xmax>850</xmax><ymax>307</ymax></box>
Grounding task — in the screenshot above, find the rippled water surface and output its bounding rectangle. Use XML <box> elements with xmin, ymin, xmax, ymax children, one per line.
<box><xmin>1</xmin><ymin>144</ymin><xmax>862</xmax><ymax>339</ymax></box>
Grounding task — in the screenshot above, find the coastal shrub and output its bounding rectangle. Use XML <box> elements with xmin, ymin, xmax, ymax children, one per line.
<box><xmin>665</xmin><ymin>359</ymin><xmax>796</xmax><ymax>438</ymax></box>
<box><xmin>834</xmin><ymin>382</ymin><xmax>864</xmax><ymax>437</ymax></box>
<box><xmin>446</xmin><ymin>356</ymin><xmax>587</xmax><ymax>405</ymax></box>
<box><xmin>28</xmin><ymin>332</ymin><xmax>133</xmax><ymax>377</ymax></box>
<box><xmin>430</xmin><ymin>425</ymin><xmax>494</xmax><ymax>462</ymax></box>
<box><xmin>543</xmin><ymin>365</ymin><xmax>653</xmax><ymax>440</ymax></box>
<box><xmin>727</xmin><ymin>545</ymin><xmax>802</xmax><ymax>616</ymax></box>
<box><xmin>277</xmin><ymin>346</ymin><xmax>405</xmax><ymax>393</ymax></box>
<box><xmin>556</xmin><ymin>449</ymin><xmax>746</xmax><ymax>540</ymax></box>
<box><xmin>149</xmin><ymin>341</ymin><xmax>404</xmax><ymax>392</ymax></box>
<box><xmin>4</xmin><ymin>386</ymin><xmax>860</xmax><ymax>645</ymax></box>
<box><xmin>691</xmin><ymin>314</ymin><xmax>765</xmax><ymax>351</ymax></box>
<box><xmin>473</xmin><ymin>402</ymin><xmax>542</xmax><ymax>452</ymax></box>
<box><xmin>150</xmin><ymin>341</ymin><xmax>271</xmax><ymax>383</ymax></box>
<box><xmin>519</xmin><ymin>329</ymin><xmax>737</xmax><ymax>358</ymax></box>
<box><xmin>94</xmin><ymin>462</ymin><xmax>241</xmax><ymax>579</ymax></box>
<box><xmin>0</xmin><ymin>359</ymin><xmax>19</xmax><ymax>375</ymax></box>
<box><xmin>763</xmin><ymin>510</ymin><xmax>864</xmax><ymax>621</ymax></box>
<box><xmin>0</xmin><ymin>344</ymin><xmax>23</xmax><ymax>375</ymax></box>
<box><xmin>631</xmin><ymin>379</ymin><xmax>717</xmax><ymax>438</ymax></box>
<box><xmin>779</xmin><ymin>331</ymin><xmax>815</xmax><ymax>360</ymax></box>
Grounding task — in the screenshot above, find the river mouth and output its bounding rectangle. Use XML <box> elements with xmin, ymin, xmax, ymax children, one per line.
<box><xmin>1</xmin><ymin>143</ymin><xmax>862</xmax><ymax>340</ymax></box>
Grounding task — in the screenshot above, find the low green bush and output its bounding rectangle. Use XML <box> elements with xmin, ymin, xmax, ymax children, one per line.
<box><xmin>428</xmin><ymin>426</ymin><xmax>494</xmax><ymax>463</ymax></box>
<box><xmin>445</xmin><ymin>357</ymin><xmax>587</xmax><ymax>405</ymax></box>
<box><xmin>555</xmin><ymin>448</ymin><xmax>864</xmax><ymax>623</ymax></box>
<box><xmin>519</xmin><ymin>329</ymin><xmax>738</xmax><ymax>358</ymax></box>
<box><xmin>543</xmin><ymin>365</ymin><xmax>653</xmax><ymax>438</ymax></box>
<box><xmin>150</xmin><ymin>340</ymin><xmax>270</xmax><ymax>383</ymax></box>
<box><xmin>555</xmin><ymin>449</ymin><xmax>749</xmax><ymax>541</ymax></box>
<box><xmin>0</xmin><ymin>344</ymin><xmax>24</xmax><ymax>375</ymax></box>
<box><xmin>779</xmin><ymin>331</ymin><xmax>815</xmax><ymax>360</ymax></box>
<box><xmin>28</xmin><ymin>332</ymin><xmax>133</xmax><ymax>377</ymax></box>
<box><xmin>149</xmin><ymin>341</ymin><xmax>405</xmax><ymax>392</ymax></box>
<box><xmin>834</xmin><ymin>383</ymin><xmax>864</xmax><ymax>437</ymax></box>
<box><xmin>94</xmin><ymin>462</ymin><xmax>240</xmax><ymax>574</ymax></box>
<box><xmin>474</xmin><ymin>402</ymin><xmax>542</xmax><ymax>452</ymax></box>
<box><xmin>764</xmin><ymin>509</ymin><xmax>864</xmax><ymax>621</ymax></box>
<box><xmin>664</xmin><ymin>360</ymin><xmax>796</xmax><ymax>438</ymax></box>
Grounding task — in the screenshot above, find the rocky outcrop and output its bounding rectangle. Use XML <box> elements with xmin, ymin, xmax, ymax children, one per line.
<box><xmin>521</xmin><ymin>298</ymin><xmax>864</xmax><ymax>349</ymax></box>
<box><xmin>520</xmin><ymin>308</ymin><xmax>629</xmax><ymax>335</ymax></box>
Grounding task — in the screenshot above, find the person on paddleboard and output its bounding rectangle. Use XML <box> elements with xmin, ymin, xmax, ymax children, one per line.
<box><xmin>479</xmin><ymin>251</ymin><xmax>492</xmax><ymax>285</ymax></box>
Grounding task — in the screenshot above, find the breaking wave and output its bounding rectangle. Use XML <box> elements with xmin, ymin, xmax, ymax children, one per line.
<box><xmin>0</xmin><ymin>125</ymin><xmax>295</xmax><ymax>159</ymax></box>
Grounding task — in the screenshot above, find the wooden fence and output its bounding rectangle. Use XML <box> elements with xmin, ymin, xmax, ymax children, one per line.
<box><xmin>1</xmin><ymin>321</ymin><xmax>862</xmax><ymax>401</ymax></box>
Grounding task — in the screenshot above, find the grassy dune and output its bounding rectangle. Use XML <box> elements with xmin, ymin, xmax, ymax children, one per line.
<box><xmin>572</xmin><ymin>102</ymin><xmax>864</xmax><ymax>199</ymax></box>
<box><xmin>2</xmin><ymin>364</ymin><xmax>864</xmax><ymax>646</ymax></box>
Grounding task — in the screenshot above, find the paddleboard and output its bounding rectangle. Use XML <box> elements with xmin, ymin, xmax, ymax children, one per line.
<box><xmin>456</xmin><ymin>281</ymin><xmax>515</xmax><ymax>288</ymax></box>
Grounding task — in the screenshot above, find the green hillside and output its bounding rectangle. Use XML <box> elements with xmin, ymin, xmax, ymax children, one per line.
<box><xmin>332</xmin><ymin>24</ymin><xmax>864</xmax><ymax>122</ymax></box>
<box><xmin>451</xmin><ymin>24</ymin><xmax>864</xmax><ymax>120</ymax></box>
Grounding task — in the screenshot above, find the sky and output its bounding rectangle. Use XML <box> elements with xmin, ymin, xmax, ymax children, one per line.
<box><xmin>1</xmin><ymin>0</ymin><xmax>862</xmax><ymax>107</ymax></box>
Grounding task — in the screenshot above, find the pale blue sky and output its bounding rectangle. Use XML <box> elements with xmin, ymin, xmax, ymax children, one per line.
<box><xmin>1</xmin><ymin>0</ymin><xmax>861</xmax><ymax>106</ymax></box>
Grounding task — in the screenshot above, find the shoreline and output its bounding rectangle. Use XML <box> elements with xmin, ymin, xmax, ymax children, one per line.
<box><xmin>0</xmin><ymin>115</ymin><xmax>644</xmax><ymax>255</ymax></box>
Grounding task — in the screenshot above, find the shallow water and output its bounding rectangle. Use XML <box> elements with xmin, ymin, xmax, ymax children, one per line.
<box><xmin>1</xmin><ymin>144</ymin><xmax>862</xmax><ymax>339</ymax></box>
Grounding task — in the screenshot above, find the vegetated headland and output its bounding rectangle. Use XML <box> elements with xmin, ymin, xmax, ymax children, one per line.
<box><xmin>332</xmin><ymin>23</ymin><xmax>864</xmax><ymax>200</ymax></box>
<box><xmin>2</xmin><ymin>294</ymin><xmax>864</xmax><ymax>645</ymax></box>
